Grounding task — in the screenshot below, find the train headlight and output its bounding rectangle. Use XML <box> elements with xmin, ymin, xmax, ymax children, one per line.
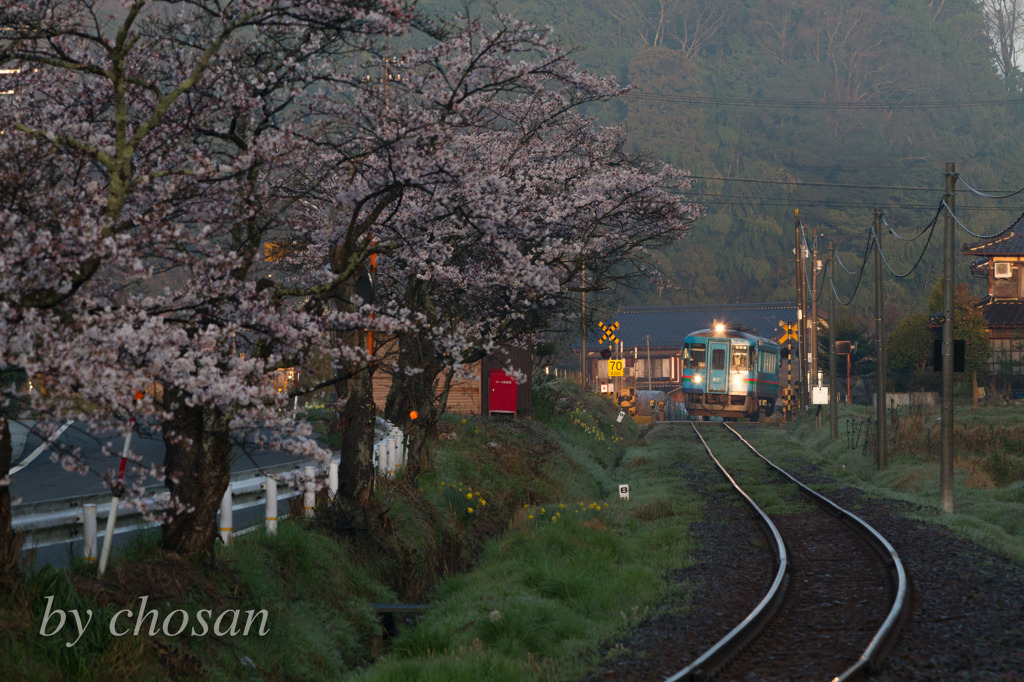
<box><xmin>732</xmin><ymin>376</ymin><xmax>747</xmax><ymax>390</ymax></box>
<box><xmin>693</xmin><ymin>374</ymin><xmax>702</xmax><ymax>384</ymax></box>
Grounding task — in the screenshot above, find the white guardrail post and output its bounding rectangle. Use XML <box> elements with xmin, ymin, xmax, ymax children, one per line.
<box><xmin>219</xmin><ymin>487</ymin><xmax>233</xmax><ymax>545</ymax></box>
<box><xmin>303</xmin><ymin>466</ymin><xmax>316</xmax><ymax>518</ymax></box>
<box><xmin>82</xmin><ymin>504</ymin><xmax>97</xmax><ymax>564</ymax></box>
<box><xmin>328</xmin><ymin>461</ymin><xmax>339</xmax><ymax>499</ymax></box>
<box><xmin>265</xmin><ymin>478</ymin><xmax>278</xmax><ymax>535</ymax></box>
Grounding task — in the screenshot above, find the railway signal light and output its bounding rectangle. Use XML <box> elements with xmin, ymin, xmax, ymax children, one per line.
<box><xmin>600</xmin><ymin>349</ymin><xmax>611</xmax><ymax>359</ymax></box>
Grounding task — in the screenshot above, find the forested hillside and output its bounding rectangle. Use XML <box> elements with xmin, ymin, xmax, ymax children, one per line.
<box><xmin>420</xmin><ymin>0</ymin><xmax>1024</xmax><ymax>325</ymax></box>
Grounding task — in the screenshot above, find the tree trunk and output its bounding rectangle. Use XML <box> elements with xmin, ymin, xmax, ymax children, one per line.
<box><xmin>0</xmin><ymin>414</ymin><xmax>18</xmax><ymax>580</ymax></box>
<box><xmin>384</xmin><ymin>331</ymin><xmax>452</xmax><ymax>481</ymax></box>
<box><xmin>337</xmin><ymin>349</ymin><xmax>377</xmax><ymax>504</ymax></box>
<box><xmin>161</xmin><ymin>394</ymin><xmax>232</xmax><ymax>560</ymax></box>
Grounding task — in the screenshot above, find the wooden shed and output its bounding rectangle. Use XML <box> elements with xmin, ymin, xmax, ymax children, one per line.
<box><xmin>371</xmin><ymin>345</ymin><xmax>533</xmax><ymax>417</ymax></box>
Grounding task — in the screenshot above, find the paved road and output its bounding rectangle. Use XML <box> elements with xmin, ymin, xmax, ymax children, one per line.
<box><xmin>9</xmin><ymin>419</ymin><xmax>320</xmax><ymax>506</ymax></box>
<box><xmin>8</xmin><ymin>418</ymin><xmax>335</xmax><ymax>568</ymax></box>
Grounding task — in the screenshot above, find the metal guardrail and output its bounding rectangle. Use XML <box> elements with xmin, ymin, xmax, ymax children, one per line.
<box><xmin>12</xmin><ymin>418</ymin><xmax>404</xmax><ymax>554</ymax></box>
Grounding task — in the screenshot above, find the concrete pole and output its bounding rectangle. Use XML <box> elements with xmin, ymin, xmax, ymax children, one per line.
<box><xmin>581</xmin><ymin>266</ymin><xmax>587</xmax><ymax>389</ymax></box>
<box><xmin>303</xmin><ymin>465</ymin><xmax>316</xmax><ymax>518</ymax></box>
<box><xmin>646</xmin><ymin>335</ymin><xmax>652</xmax><ymax>392</ymax></box>
<box><xmin>265</xmin><ymin>478</ymin><xmax>278</xmax><ymax>535</ymax></box>
<box><xmin>829</xmin><ymin>243</ymin><xmax>839</xmax><ymax>440</ymax></box>
<box><xmin>941</xmin><ymin>162</ymin><xmax>956</xmax><ymax>513</ymax></box>
<box><xmin>874</xmin><ymin>208</ymin><xmax>887</xmax><ymax>470</ymax></box>
<box><xmin>219</xmin><ymin>486</ymin><xmax>233</xmax><ymax>545</ymax></box>
<box><xmin>82</xmin><ymin>504</ymin><xmax>97</xmax><ymax>565</ymax></box>
<box><xmin>812</xmin><ymin>231</ymin><xmax>819</xmax><ymax>397</ymax></box>
<box><xmin>328</xmin><ymin>461</ymin><xmax>339</xmax><ymax>499</ymax></box>
<box><xmin>97</xmin><ymin>498</ymin><xmax>119</xmax><ymax>577</ymax></box>
<box><xmin>795</xmin><ymin>210</ymin><xmax>806</xmax><ymax>411</ymax></box>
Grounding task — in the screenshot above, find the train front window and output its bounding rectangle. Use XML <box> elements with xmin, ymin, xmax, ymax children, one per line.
<box><xmin>731</xmin><ymin>347</ymin><xmax>748</xmax><ymax>371</ymax></box>
<box><xmin>712</xmin><ymin>348</ymin><xmax>725</xmax><ymax>370</ymax></box>
<box><xmin>685</xmin><ymin>344</ymin><xmax>706</xmax><ymax>369</ymax></box>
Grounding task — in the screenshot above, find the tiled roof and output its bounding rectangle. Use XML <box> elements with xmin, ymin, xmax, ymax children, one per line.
<box><xmin>962</xmin><ymin>219</ymin><xmax>1024</xmax><ymax>255</ymax></box>
<box><xmin>581</xmin><ymin>302</ymin><xmax>809</xmax><ymax>349</ymax></box>
<box><xmin>976</xmin><ymin>298</ymin><xmax>1024</xmax><ymax>328</ymax></box>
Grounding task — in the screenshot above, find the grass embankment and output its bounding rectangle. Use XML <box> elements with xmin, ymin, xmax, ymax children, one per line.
<box><xmin>0</xmin><ymin>379</ymin><xmax>700</xmax><ymax>681</ymax></box>
<box><xmin>784</xmin><ymin>402</ymin><xmax>1024</xmax><ymax>564</ymax></box>
<box><xmin>4</xmin><ymin>389</ymin><xmax>1023</xmax><ymax>681</ymax></box>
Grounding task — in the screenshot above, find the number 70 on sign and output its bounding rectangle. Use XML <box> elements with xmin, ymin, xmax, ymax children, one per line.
<box><xmin>608</xmin><ymin>358</ymin><xmax>624</xmax><ymax>377</ymax></box>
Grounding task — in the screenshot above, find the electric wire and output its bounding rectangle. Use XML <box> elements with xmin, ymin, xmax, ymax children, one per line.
<box><xmin>798</xmin><ymin>219</ymin><xmax>825</xmax><ymax>302</ymax></box>
<box><xmin>871</xmin><ymin>215</ymin><xmax>938</xmax><ymax>279</ymax></box>
<box><xmin>829</xmin><ymin>263</ymin><xmax>858</xmax><ymax>307</ymax></box>
<box><xmin>830</xmin><ymin>228</ymin><xmax>876</xmax><ymax>306</ymax></box>
<box><xmin>942</xmin><ymin>199</ymin><xmax>1018</xmax><ymax>240</ymax></box>
<box><xmin>620</xmin><ymin>91</ymin><xmax>1024</xmax><ymax>110</ymax></box>
<box><xmin>881</xmin><ymin>202</ymin><xmax>943</xmax><ymax>242</ymax></box>
<box><xmin>689</xmin><ymin>192</ymin><xmax>1013</xmax><ymax>212</ymax></box>
<box><xmin>690</xmin><ymin>174</ymin><xmax>939</xmax><ymax>192</ymax></box>
<box><xmin>955</xmin><ymin>175</ymin><xmax>1024</xmax><ymax>200</ymax></box>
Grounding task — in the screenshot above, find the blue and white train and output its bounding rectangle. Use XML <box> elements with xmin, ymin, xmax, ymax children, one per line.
<box><xmin>680</xmin><ymin>324</ymin><xmax>781</xmax><ymax>421</ymax></box>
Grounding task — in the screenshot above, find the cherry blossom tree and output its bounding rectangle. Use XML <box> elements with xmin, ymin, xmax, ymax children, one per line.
<box><xmin>0</xmin><ymin>1</ymin><xmax>701</xmax><ymax>567</ymax></box>
<box><xmin>0</xmin><ymin>0</ymin><xmax>415</xmax><ymax>560</ymax></box>
<box><xmin>350</xmin><ymin>15</ymin><xmax>703</xmax><ymax>473</ymax></box>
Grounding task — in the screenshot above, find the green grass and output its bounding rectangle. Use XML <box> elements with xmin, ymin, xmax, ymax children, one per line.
<box><xmin>344</xmin><ymin>393</ymin><xmax>698</xmax><ymax>682</ymax></box>
<box><xmin>6</xmin><ymin>385</ymin><xmax>1023</xmax><ymax>681</ymax></box>
<box><xmin>779</xmin><ymin>402</ymin><xmax>1024</xmax><ymax>563</ymax></box>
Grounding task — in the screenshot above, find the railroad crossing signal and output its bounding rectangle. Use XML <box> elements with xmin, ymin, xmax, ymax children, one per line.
<box><xmin>597</xmin><ymin>320</ymin><xmax>620</xmax><ymax>345</ymax></box>
<box><xmin>779</xmin><ymin>320</ymin><xmax>798</xmax><ymax>344</ymax></box>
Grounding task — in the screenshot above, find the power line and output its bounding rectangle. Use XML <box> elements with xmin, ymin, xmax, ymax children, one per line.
<box><xmin>689</xmin><ymin>174</ymin><xmax>940</xmax><ymax>192</ymax></box>
<box><xmin>956</xmin><ymin>175</ymin><xmax>1024</xmax><ymax>200</ymax></box>
<box><xmin>621</xmin><ymin>91</ymin><xmax>1024</xmax><ymax>110</ymax></box>
<box><xmin>872</xmin><ymin>212</ymin><xmax>940</xmax><ymax>279</ymax></box>
<box><xmin>689</xmin><ymin>193</ymin><xmax>1017</xmax><ymax>212</ymax></box>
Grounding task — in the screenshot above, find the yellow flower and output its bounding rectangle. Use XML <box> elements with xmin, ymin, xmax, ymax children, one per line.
<box><xmin>480</xmin><ymin>499</ymin><xmax>487</xmax><ymax>506</ymax></box>
<box><xmin>559</xmin><ymin>504</ymin><xmax>565</xmax><ymax>509</ymax></box>
<box><xmin>466</xmin><ymin>492</ymin><xmax>473</xmax><ymax>500</ymax></box>
<box><xmin>528</xmin><ymin>515</ymin><xmax>534</xmax><ymax>520</ymax></box>
<box><xmin>540</xmin><ymin>508</ymin><xmax>546</xmax><ymax>514</ymax></box>
<box><xmin>467</xmin><ymin>507</ymin><xmax>474</xmax><ymax>514</ymax></box>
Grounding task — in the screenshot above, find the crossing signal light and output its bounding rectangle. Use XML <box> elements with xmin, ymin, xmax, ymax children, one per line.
<box><xmin>600</xmin><ymin>349</ymin><xmax>612</xmax><ymax>359</ymax></box>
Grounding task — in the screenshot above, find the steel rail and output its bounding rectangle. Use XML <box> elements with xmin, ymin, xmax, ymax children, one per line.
<box><xmin>722</xmin><ymin>423</ymin><xmax>908</xmax><ymax>681</ymax></box>
<box><xmin>665</xmin><ymin>423</ymin><xmax>790</xmax><ymax>682</ymax></box>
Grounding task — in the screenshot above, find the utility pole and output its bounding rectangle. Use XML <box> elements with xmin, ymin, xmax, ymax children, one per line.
<box><xmin>646</xmin><ymin>335</ymin><xmax>652</xmax><ymax>392</ymax></box>
<box><xmin>941</xmin><ymin>162</ymin><xmax>956</xmax><ymax>513</ymax></box>
<box><xmin>811</xmin><ymin>231</ymin><xmax>819</xmax><ymax>400</ymax></box>
<box><xmin>581</xmin><ymin>266</ymin><xmax>586</xmax><ymax>389</ymax></box>
<box><xmin>795</xmin><ymin>210</ymin><xmax>806</xmax><ymax>412</ymax></box>
<box><xmin>874</xmin><ymin>208</ymin><xmax>887</xmax><ymax>470</ymax></box>
<box><xmin>829</xmin><ymin>242</ymin><xmax>838</xmax><ymax>440</ymax></box>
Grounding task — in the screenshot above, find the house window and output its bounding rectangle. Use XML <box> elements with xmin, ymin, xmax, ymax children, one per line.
<box><xmin>991</xmin><ymin>338</ymin><xmax>1024</xmax><ymax>377</ymax></box>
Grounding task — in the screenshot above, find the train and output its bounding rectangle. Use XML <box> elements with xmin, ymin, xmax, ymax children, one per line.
<box><xmin>680</xmin><ymin>324</ymin><xmax>781</xmax><ymax>421</ymax></box>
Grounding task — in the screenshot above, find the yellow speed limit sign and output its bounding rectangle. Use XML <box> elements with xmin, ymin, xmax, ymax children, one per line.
<box><xmin>608</xmin><ymin>358</ymin><xmax>624</xmax><ymax>377</ymax></box>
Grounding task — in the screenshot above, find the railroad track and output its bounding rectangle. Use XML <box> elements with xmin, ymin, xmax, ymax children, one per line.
<box><xmin>667</xmin><ymin>422</ymin><xmax>908</xmax><ymax>681</ymax></box>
